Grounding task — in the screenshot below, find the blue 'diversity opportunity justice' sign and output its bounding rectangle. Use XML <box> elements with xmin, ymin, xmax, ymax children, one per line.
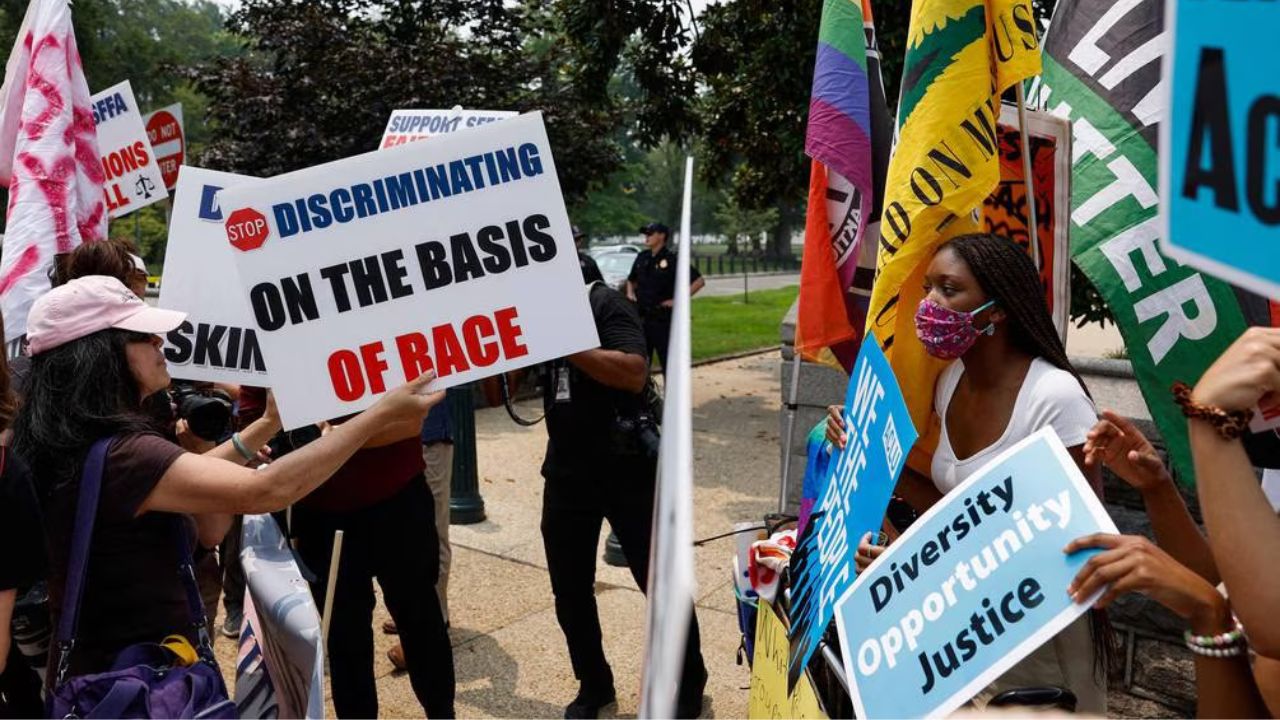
<box><xmin>1159</xmin><ymin>0</ymin><xmax>1280</xmax><ymax>298</ymax></box>
<box><xmin>787</xmin><ymin>334</ymin><xmax>917</xmax><ymax>693</ymax></box>
<box><xmin>834</xmin><ymin>428</ymin><xmax>1118</xmax><ymax>718</ymax></box>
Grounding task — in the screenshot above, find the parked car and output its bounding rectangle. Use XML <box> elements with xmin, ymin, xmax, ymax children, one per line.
<box><xmin>587</xmin><ymin>244</ymin><xmax>641</xmax><ymax>260</ymax></box>
<box><xmin>593</xmin><ymin>250</ymin><xmax>636</xmax><ymax>291</ymax></box>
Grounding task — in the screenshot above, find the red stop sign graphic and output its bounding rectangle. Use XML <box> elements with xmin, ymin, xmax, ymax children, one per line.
<box><xmin>226</xmin><ymin>208</ymin><xmax>271</xmax><ymax>252</ymax></box>
<box><xmin>144</xmin><ymin>110</ymin><xmax>184</xmax><ymax>190</ymax></box>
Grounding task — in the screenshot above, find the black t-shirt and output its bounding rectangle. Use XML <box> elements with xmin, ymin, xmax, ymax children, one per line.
<box><xmin>0</xmin><ymin>450</ymin><xmax>45</xmax><ymax>592</ymax></box>
<box><xmin>627</xmin><ymin>246</ymin><xmax>702</xmax><ymax>310</ymax></box>
<box><xmin>578</xmin><ymin>251</ymin><xmax>604</xmax><ymax>284</ymax></box>
<box><xmin>542</xmin><ymin>284</ymin><xmax>648</xmax><ymax>475</ymax></box>
<box><xmin>42</xmin><ymin>432</ymin><xmax>190</xmax><ymax>679</ymax></box>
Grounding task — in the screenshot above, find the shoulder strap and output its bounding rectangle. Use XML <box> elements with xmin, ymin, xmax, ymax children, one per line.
<box><xmin>55</xmin><ymin>437</ymin><xmax>114</xmax><ymax>679</ymax></box>
<box><xmin>56</xmin><ymin>437</ymin><xmax>215</xmax><ymax>683</ymax></box>
<box><xmin>171</xmin><ymin>515</ymin><xmax>216</xmax><ymax>659</ymax></box>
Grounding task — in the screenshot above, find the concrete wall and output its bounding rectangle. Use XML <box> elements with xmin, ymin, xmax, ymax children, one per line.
<box><xmin>778</xmin><ymin>310</ymin><xmax>1200</xmax><ymax>715</ymax></box>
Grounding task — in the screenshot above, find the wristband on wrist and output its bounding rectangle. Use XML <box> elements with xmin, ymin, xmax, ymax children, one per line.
<box><xmin>231</xmin><ymin>432</ymin><xmax>255</xmax><ymax>461</ymax></box>
<box><xmin>1171</xmin><ymin>382</ymin><xmax>1253</xmax><ymax>439</ymax></box>
<box><xmin>1184</xmin><ymin>620</ymin><xmax>1247</xmax><ymax>657</ymax></box>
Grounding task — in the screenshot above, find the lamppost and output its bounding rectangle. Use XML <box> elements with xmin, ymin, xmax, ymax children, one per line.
<box><xmin>448</xmin><ymin>385</ymin><xmax>486</xmax><ymax>524</ymax></box>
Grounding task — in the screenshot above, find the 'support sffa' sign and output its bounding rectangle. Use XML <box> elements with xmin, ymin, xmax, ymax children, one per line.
<box><xmin>835</xmin><ymin>429</ymin><xmax>1117</xmax><ymax>719</ymax></box>
<box><xmin>380</xmin><ymin>108</ymin><xmax>516</xmax><ymax>148</ymax></box>
<box><xmin>218</xmin><ymin>111</ymin><xmax>598</xmax><ymax>429</ymax></box>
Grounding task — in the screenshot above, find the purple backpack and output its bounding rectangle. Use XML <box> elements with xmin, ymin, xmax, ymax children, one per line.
<box><xmin>47</xmin><ymin>438</ymin><xmax>235</xmax><ymax>719</ymax></box>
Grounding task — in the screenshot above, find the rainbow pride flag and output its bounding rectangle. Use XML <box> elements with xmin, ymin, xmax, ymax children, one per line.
<box><xmin>796</xmin><ymin>0</ymin><xmax>890</xmax><ymax>370</ymax></box>
<box><xmin>806</xmin><ymin>0</ymin><xmax>873</xmax><ymax>224</ymax></box>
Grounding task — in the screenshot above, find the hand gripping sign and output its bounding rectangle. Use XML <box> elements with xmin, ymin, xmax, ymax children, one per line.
<box><xmin>159</xmin><ymin>167</ymin><xmax>267</xmax><ymax>385</ymax></box>
<box><xmin>834</xmin><ymin>428</ymin><xmax>1117</xmax><ymax>719</ymax></box>
<box><xmin>91</xmin><ymin>80</ymin><xmax>168</xmax><ymax>217</ymax></box>
<box><xmin>219</xmin><ymin>112</ymin><xmax>599</xmax><ymax>429</ymax></box>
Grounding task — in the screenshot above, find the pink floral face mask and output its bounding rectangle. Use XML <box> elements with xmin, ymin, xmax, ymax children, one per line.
<box><xmin>914</xmin><ymin>298</ymin><xmax>995</xmax><ymax>359</ymax></box>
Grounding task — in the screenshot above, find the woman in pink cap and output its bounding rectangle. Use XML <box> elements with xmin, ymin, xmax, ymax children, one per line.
<box><xmin>11</xmin><ymin>275</ymin><xmax>442</xmax><ymax>684</ymax></box>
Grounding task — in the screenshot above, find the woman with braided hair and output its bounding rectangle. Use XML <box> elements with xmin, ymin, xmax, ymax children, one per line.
<box><xmin>828</xmin><ymin>233</ymin><xmax>1110</xmax><ymax>713</ymax></box>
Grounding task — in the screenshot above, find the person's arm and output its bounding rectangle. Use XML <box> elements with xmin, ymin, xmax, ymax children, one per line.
<box><xmin>1067</xmin><ymin>444</ymin><xmax>1103</xmax><ymax>499</ymax></box>
<box><xmin>689</xmin><ymin>275</ymin><xmax>705</xmax><ymax>297</ymax></box>
<box><xmin>1067</xmin><ymin>533</ymin><xmax>1269</xmax><ymax>718</ymax></box>
<box><xmin>0</xmin><ymin>588</ymin><xmax>12</xmax><ymax>675</ymax></box>
<box><xmin>1188</xmin><ymin>327</ymin><xmax>1280</xmax><ymax>656</ymax></box>
<box><xmin>1255</xmin><ymin>653</ymin><xmax>1280</xmax><ymax>717</ymax></box>
<box><xmin>568</xmin><ymin>348</ymin><xmax>647</xmax><ymax>394</ymax></box>
<box><xmin>1084</xmin><ymin>410</ymin><xmax>1218</xmax><ymax>582</ymax></box>
<box><xmin>362</xmin><ymin>419</ymin><xmax>423</xmax><ymax>448</ymax></box>
<box><xmin>139</xmin><ymin>373</ymin><xmax>443</xmax><ymax>517</ymax></box>
<box><xmin>625</xmin><ymin>280</ymin><xmax>637</xmax><ymax>303</ymax></box>
<box><xmin>895</xmin><ymin>465</ymin><xmax>942</xmax><ymax>515</ymax></box>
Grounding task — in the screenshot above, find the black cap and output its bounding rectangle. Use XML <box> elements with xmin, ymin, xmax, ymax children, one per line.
<box><xmin>639</xmin><ymin>222</ymin><xmax>670</xmax><ymax>236</ymax></box>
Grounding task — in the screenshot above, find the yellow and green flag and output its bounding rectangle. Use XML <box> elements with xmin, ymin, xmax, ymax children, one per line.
<box><xmin>867</xmin><ymin>0</ymin><xmax>1042</xmax><ymax>442</ymax></box>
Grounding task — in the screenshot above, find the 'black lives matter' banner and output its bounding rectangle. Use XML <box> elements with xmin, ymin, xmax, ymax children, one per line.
<box><xmin>1033</xmin><ymin>0</ymin><xmax>1261</xmax><ymax>483</ymax></box>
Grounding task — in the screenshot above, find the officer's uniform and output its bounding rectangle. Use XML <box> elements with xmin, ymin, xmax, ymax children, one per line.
<box><xmin>627</xmin><ymin>245</ymin><xmax>702</xmax><ymax>372</ymax></box>
<box><xmin>539</xmin><ymin>279</ymin><xmax>706</xmax><ymax>714</ymax></box>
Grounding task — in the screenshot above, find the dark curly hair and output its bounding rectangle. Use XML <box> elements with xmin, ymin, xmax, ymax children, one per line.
<box><xmin>11</xmin><ymin>329</ymin><xmax>156</xmax><ymax>498</ymax></box>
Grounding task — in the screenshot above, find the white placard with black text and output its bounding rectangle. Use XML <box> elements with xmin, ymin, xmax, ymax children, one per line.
<box><xmin>92</xmin><ymin>80</ymin><xmax>167</xmax><ymax>217</ymax></box>
<box><xmin>158</xmin><ymin>166</ymin><xmax>267</xmax><ymax>385</ymax></box>
<box><xmin>218</xmin><ymin>112</ymin><xmax>598</xmax><ymax>428</ymax></box>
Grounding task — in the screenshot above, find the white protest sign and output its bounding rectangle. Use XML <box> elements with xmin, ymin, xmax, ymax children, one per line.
<box><xmin>380</xmin><ymin>108</ymin><xmax>516</xmax><ymax>149</ymax></box>
<box><xmin>219</xmin><ymin>111</ymin><xmax>599</xmax><ymax>429</ymax></box>
<box><xmin>834</xmin><ymin>429</ymin><xmax>1117</xmax><ymax>719</ymax></box>
<box><xmin>91</xmin><ymin>80</ymin><xmax>167</xmax><ymax>217</ymax></box>
<box><xmin>159</xmin><ymin>166</ymin><xmax>267</xmax><ymax>385</ymax></box>
<box><xmin>639</xmin><ymin>156</ymin><xmax>696</xmax><ymax>719</ymax></box>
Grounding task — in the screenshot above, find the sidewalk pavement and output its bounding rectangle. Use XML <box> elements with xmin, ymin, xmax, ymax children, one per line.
<box><xmin>700</xmin><ymin>273</ymin><xmax>798</xmax><ymax>298</ymax></box>
<box><xmin>215</xmin><ymin>352</ymin><xmax>783</xmax><ymax>718</ymax></box>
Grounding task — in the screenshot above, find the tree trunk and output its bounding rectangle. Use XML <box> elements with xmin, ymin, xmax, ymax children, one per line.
<box><xmin>770</xmin><ymin>200</ymin><xmax>802</xmax><ymax>257</ymax></box>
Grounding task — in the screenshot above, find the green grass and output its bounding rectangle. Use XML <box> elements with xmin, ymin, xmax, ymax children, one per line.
<box><xmin>690</xmin><ymin>285</ymin><xmax>799</xmax><ymax>361</ymax></box>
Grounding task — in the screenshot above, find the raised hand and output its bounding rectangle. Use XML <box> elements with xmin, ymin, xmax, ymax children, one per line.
<box><xmin>1084</xmin><ymin>410</ymin><xmax>1172</xmax><ymax>491</ymax></box>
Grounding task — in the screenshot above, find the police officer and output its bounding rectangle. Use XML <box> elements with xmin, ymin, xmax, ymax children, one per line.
<box><xmin>626</xmin><ymin>222</ymin><xmax>705</xmax><ymax>372</ymax></box>
<box><xmin>539</xmin><ymin>256</ymin><xmax>707</xmax><ymax>719</ymax></box>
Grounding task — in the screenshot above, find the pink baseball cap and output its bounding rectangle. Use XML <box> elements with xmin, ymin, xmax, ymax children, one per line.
<box><xmin>26</xmin><ymin>275</ymin><xmax>187</xmax><ymax>355</ymax></box>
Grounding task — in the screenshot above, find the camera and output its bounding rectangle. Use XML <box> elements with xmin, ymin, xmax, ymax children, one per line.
<box><xmin>267</xmin><ymin>424</ymin><xmax>323</xmax><ymax>460</ymax></box>
<box><xmin>171</xmin><ymin>382</ymin><xmax>234</xmax><ymax>442</ymax></box>
<box><xmin>613</xmin><ymin>413</ymin><xmax>661</xmax><ymax>459</ymax></box>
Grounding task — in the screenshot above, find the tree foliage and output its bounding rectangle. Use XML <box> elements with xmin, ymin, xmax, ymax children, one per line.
<box><xmin>690</xmin><ymin>2</ymin><xmax>819</xmax><ymax>255</ymax></box>
<box><xmin>189</xmin><ymin>0</ymin><xmax>623</xmax><ymax>203</ymax></box>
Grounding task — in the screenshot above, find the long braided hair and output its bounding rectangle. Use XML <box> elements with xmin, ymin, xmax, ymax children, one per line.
<box><xmin>940</xmin><ymin>233</ymin><xmax>1089</xmax><ymax>397</ymax></box>
<box><xmin>940</xmin><ymin>232</ymin><xmax>1116</xmax><ymax>681</ymax></box>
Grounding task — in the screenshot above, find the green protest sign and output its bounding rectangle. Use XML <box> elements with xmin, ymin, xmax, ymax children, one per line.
<box><xmin>1034</xmin><ymin>0</ymin><xmax>1248</xmax><ymax>485</ymax></box>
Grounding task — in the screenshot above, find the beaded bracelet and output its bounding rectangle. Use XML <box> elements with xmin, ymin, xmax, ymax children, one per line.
<box><xmin>1186</xmin><ymin>642</ymin><xmax>1247</xmax><ymax>658</ymax></box>
<box><xmin>1171</xmin><ymin>382</ymin><xmax>1254</xmax><ymax>439</ymax></box>
<box><xmin>1184</xmin><ymin>621</ymin><xmax>1247</xmax><ymax>657</ymax></box>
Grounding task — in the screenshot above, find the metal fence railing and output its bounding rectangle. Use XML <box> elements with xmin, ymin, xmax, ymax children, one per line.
<box><xmin>691</xmin><ymin>254</ymin><xmax>800</xmax><ymax>276</ymax></box>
